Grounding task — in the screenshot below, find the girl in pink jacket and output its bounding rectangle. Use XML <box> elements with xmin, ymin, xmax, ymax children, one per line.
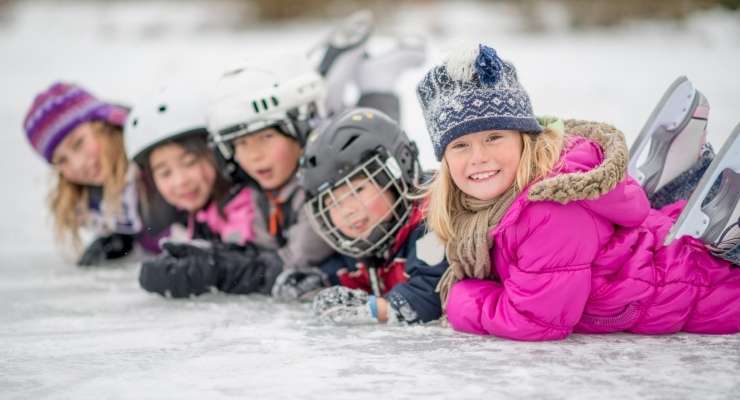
<box><xmin>416</xmin><ymin>44</ymin><xmax>740</xmax><ymax>341</ymax></box>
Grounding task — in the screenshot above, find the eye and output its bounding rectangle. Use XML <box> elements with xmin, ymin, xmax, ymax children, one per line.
<box><xmin>486</xmin><ymin>134</ymin><xmax>502</xmax><ymax>143</ymax></box>
<box><xmin>182</xmin><ymin>154</ymin><xmax>198</xmax><ymax>166</ymax></box>
<box><xmin>154</xmin><ymin>168</ymin><xmax>171</xmax><ymax>180</ymax></box>
<box><xmin>73</xmin><ymin>136</ymin><xmax>84</xmax><ymax>150</ymax></box>
<box><xmin>449</xmin><ymin>141</ymin><xmax>468</xmax><ymax>150</ymax></box>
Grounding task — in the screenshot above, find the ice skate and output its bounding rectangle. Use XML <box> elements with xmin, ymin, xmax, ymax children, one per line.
<box><xmin>665</xmin><ymin>123</ymin><xmax>740</xmax><ymax>265</ymax></box>
<box><xmin>628</xmin><ymin>76</ymin><xmax>710</xmax><ymax>198</ymax></box>
<box><xmin>311</xmin><ymin>10</ymin><xmax>374</xmax><ymax>114</ymax></box>
<box><xmin>354</xmin><ymin>34</ymin><xmax>427</xmax><ymax>94</ymax></box>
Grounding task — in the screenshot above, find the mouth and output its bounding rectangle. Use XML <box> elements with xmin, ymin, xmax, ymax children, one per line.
<box><xmin>347</xmin><ymin>216</ymin><xmax>369</xmax><ymax>234</ymax></box>
<box><xmin>468</xmin><ymin>169</ymin><xmax>500</xmax><ymax>182</ymax></box>
<box><xmin>179</xmin><ymin>188</ymin><xmax>200</xmax><ymax>203</ymax></box>
<box><xmin>254</xmin><ymin>167</ymin><xmax>273</xmax><ymax>180</ymax></box>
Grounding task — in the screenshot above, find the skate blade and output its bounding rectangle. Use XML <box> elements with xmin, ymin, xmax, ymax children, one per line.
<box><xmin>665</xmin><ymin>123</ymin><xmax>740</xmax><ymax>245</ymax></box>
<box><xmin>629</xmin><ymin>76</ymin><xmax>698</xmax><ymax>183</ymax></box>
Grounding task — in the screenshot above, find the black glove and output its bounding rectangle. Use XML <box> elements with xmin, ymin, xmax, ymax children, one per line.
<box><xmin>139</xmin><ymin>241</ymin><xmax>281</xmax><ymax>298</ymax></box>
<box><xmin>139</xmin><ymin>242</ymin><xmax>218</xmax><ymax>298</ymax></box>
<box><xmin>77</xmin><ymin>233</ymin><xmax>135</xmax><ymax>266</ymax></box>
<box><xmin>216</xmin><ymin>244</ymin><xmax>280</xmax><ymax>295</ymax></box>
<box><xmin>271</xmin><ymin>267</ymin><xmax>328</xmax><ymax>302</ymax></box>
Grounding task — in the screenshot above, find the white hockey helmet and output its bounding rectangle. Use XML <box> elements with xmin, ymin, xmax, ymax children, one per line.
<box><xmin>125</xmin><ymin>80</ymin><xmax>210</xmax><ymax>166</ymax></box>
<box><xmin>207</xmin><ymin>54</ymin><xmax>327</xmax><ymax>158</ymax></box>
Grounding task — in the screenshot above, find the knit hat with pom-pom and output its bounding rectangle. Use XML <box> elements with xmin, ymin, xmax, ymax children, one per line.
<box><xmin>416</xmin><ymin>44</ymin><xmax>542</xmax><ymax>160</ymax></box>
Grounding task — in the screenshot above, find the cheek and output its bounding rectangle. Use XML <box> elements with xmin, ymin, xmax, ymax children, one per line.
<box><xmin>445</xmin><ymin>158</ymin><xmax>468</xmax><ymax>188</ymax></box>
<box><xmin>272</xmin><ymin>142</ymin><xmax>300</xmax><ymax>170</ymax></box>
<box><xmin>196</xmin><ymin>161</ymin><xmax>217</xmax><ymax>190</ymax></box>
<box><xmin>153</xmin><ymin>176</ymin><xmax>175</xmax><ymax>202</ymax></box>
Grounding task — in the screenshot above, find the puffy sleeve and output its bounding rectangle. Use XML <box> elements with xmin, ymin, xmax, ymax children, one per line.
<box><xmin>445</xmin><ymin>201</ymin><xmax>598</xmax><ymax>341</ymax></box>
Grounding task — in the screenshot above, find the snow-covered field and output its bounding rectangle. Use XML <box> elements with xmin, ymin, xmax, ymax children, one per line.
<box><xmin>1</xmin><ymin>1</ymin><xmax>739</xmax><ymax>399</ymax></box>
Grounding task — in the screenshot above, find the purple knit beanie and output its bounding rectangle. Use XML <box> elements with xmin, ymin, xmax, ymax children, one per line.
<box><xmin>23</xmin><ymin>82</ymin><xmax>128</xmax><ymax>163</ymax></box>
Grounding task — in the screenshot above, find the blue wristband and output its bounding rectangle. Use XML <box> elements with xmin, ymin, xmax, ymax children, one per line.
<box><xmin>368</xmin><ymin>295</ymin><xmax>378</xmax><ymax>319</ymax></box>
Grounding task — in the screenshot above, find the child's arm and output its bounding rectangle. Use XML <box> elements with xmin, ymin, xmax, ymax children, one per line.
<box><xmin>381</xmin><ymin>226</ymin><xmax>448</xmax><ymax>324</ymax></box>
<box><xmin>445</xmin><ymin>202</ymin><xmax>599</xmax><ymax>341</ymax></box>
<box><xmin>277</xmin><ymin>206</ymin><xmax>335</xmax><ymax>269</ymax></box>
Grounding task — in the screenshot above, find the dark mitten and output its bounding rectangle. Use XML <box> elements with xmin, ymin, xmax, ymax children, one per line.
<box><xmin>139</xmin><ymin>242</ymin><xmax>218</xmax><ymax>298</ymax></box>
<box><xmin>77</xmin><ymin>233</ymin><xmax>135</xmax><ymax>266</ymax></box>
<box><xmin>272</xmin><ymin>267</ymin><xmax>328</xmax><ymax>302</ymax></box>
<box><xmin>215</xmin><ymin>245</ymin><xmax>283</xmax><ymax>295</ymax></box>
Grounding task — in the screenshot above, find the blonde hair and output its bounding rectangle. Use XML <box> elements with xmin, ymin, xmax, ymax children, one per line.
<box><xmin>48</xmin><ymin>121</ymin><xmax>129</xmax><ymax>249</ymax></box>
<box><xmin>425</xmin><ymin>128</ymin><xmax>564</xmax><ymax>243</ymax></box>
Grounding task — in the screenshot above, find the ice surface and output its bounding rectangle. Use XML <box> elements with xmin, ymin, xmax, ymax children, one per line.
<box><xmin>1</xmin><ymin>1</ymin><xmax>739</xmax><ymax>399</ymax></box>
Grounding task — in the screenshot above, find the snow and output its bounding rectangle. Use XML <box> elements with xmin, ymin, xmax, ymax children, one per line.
<box><xmin>1</xmin><ymin>1</ymin><xmax>739</xmax><ymax>398</ymax></box>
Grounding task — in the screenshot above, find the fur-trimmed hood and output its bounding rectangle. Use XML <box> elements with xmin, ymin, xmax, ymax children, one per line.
<box><xmin>528</xmin><ymin>119</ymin><xmax>628</xmax><ymax>204</ymax></box>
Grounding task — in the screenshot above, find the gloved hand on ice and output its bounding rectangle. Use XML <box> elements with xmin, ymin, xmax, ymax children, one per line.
<box><xmin>272</xmin><ymin>267</ymin><xmax>328</xmax><ymax>302</ymax></box>
<box><xmin>311</xmin><ymin>286</ymin><xmax>378</xmax><ymax>325</ymax></box>
<box><xmin>77</xmin><ymin>233</ymin><xmax>135</xmax><ymax>266</ymax></box>
<box><xmin>139</xmin><ymin>241</ymin><xmax>279</xmax><ymax>298</ymax></box>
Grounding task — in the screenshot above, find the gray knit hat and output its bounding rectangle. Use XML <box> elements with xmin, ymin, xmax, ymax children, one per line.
<box><xmin>416</xmin><ymin>44</ymin><xmax>542</xmax><ymax>160</ymax></box>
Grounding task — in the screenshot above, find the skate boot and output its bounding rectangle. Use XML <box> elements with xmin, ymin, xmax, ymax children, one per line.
<box><xmin>628</xmin><ymin>76</ymin><xmax>710</xmax><ymax>199</ymax></box>
<box><xmin>311</xmin><ymin>10</ymin><xmax>374</xmax><ymax>115</ymax></box>
<box><xmin>665</xmin><ymin>123</ymin><xmax>740</xmax><ymax>266</ymax></box>
<box><xmin>354</xmin><ymin>34</ymin><xmax>426</xmax><ymax>121</ymax></box>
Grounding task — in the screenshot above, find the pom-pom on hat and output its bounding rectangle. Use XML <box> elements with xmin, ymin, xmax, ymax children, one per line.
<box><xmin>23</xmin><ymin>82</ymin><xmax>128</xmax><ymax>163</ymax></box>
<box><xmin>416</xmin><ymin>44</ymin><xmax>542</xmax><ymax>160</ymax></box>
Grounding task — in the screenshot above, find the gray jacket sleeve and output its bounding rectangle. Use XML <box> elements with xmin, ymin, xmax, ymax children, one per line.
<box><xmin>277</xmin><ymin>204</ymin><xmax>335</xmax><ymax>270</ymax></box>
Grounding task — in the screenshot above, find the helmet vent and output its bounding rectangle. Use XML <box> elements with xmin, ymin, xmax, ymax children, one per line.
<box><xmin>158</xmin><ymin>105</ymin><xmax>167</xmax><ymax>113</ymax></box>
<box><xmin>341</xmin><ymin>134</ymin><xmax>359</xmax><ymax>150</ymax></box>
<box><xmin>271</xmin><ymin>96</ymin><xmax>279</xmax><ymax>106</ymax></box>
<box><xmin>306</xmin><ymin>156</ymin><xmax>317</xmax><ymax>167</ymax></box>
<box><xmin>251</xmin><ymin>101</ymin><xmax>260</xmax><ymax>113</ymax></box>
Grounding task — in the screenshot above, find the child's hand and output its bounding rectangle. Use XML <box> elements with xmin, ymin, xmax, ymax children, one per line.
<box><xmin>272</xmin><ymin>267</ymin><xmax>328</xmax><ymax>302</ymax></box>
<box><xmin>312</xmin><ymin>286</ymin><xmax>377</xmax><ymax>325</ymax></box>
<box><xmin>77</xmin><ymin>233</ymin><xmax>134</xmax><ymax>266</ymax></box>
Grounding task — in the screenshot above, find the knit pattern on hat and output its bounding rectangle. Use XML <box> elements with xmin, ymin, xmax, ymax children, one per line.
<box><xmin>416</xmin><ymin>44</ymin><xmax>542</xmax><ymax>160</ymax></box>
<box><xmin>23</xmin><ymin>82</ymin><xmax>127</xmax><ymax>163</ymax></box>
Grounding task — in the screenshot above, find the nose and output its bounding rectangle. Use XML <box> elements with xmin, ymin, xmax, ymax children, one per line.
<box><xmin>171</xmin><ymin>168</ymin><xmax>189</xmax><ymax>188</ymax></box>
<box><xmin>469</xmin><ymin>142</ymin><xmax>488</xmax><ymax>165</ymax></box>
<box><xmin>337</xmin><ymin>194</ymin><xmax>360</xmax><ymax>219</ymax></box>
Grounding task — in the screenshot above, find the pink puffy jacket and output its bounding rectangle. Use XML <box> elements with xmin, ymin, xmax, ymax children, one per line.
<box><xmin>446</xmin><ymin>136</ymin><xmax>740</xmax><ymax>340</ymax></box>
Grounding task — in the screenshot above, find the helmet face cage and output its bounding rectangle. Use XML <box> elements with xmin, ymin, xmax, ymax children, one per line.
<box><xmin>306</xmin><ymin>153</ymin><xmax>412</xmax><ymax>259</ymax></box>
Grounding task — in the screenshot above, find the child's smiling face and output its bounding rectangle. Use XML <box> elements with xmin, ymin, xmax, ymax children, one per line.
<box><xmin>232</xmin><ymin>128</ymin><xmax>302</xmax><ymax>190</ymax></box>
<box><xmin>324</xmin><ymin>175</ymin><xmax>397</xmax><ymax>240</ymax></box>
<box><xmin>51</xmin><ymin>122</ymin><xmax>106</xmax><ymax>186</ymax></box>
<box><xmin>149</xmin><ymin>142</ymin><xmax>216</xmax><ymax>213</ymax></box>
<box><xmin>444</xmin><ymin>129</ymin><xmax>523</xmax><ymax>200</ymax></box>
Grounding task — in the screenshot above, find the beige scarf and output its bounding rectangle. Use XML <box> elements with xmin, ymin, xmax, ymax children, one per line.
<box><xmin>436</xmin><ymin>186</ymin><xmax>519</xmax><ymax>308</ymax></box>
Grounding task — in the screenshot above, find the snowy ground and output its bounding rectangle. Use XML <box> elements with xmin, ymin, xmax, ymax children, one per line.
<box><xmin>1</xmin><ymin>1</ymin><xmax>739</xmax><ymax>399</ymax></box>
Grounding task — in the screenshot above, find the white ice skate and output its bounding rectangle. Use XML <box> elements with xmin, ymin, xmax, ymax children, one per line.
<box><xmin>314</xmin><ymin>10</ymin><xmax>374</xmax><ymax>76</ymax></box>
<box><xmin>354</xmin><ymin>34</ymin><xmax>427</xmax><ymax>94</ymax></box>
<box><xmin>310</xmin><ymin>10</ymin><xmax>374</xmax><ymax>115</ymax></box>
<box><xmin>665</xmin><ymin>124</ymin><xmax>740</xmax><ymax>258</ymax></box>
<box><xmin>628</xmin><ymin>76</ymin><xmax>710</xmax><ymax>197</ymax></box>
